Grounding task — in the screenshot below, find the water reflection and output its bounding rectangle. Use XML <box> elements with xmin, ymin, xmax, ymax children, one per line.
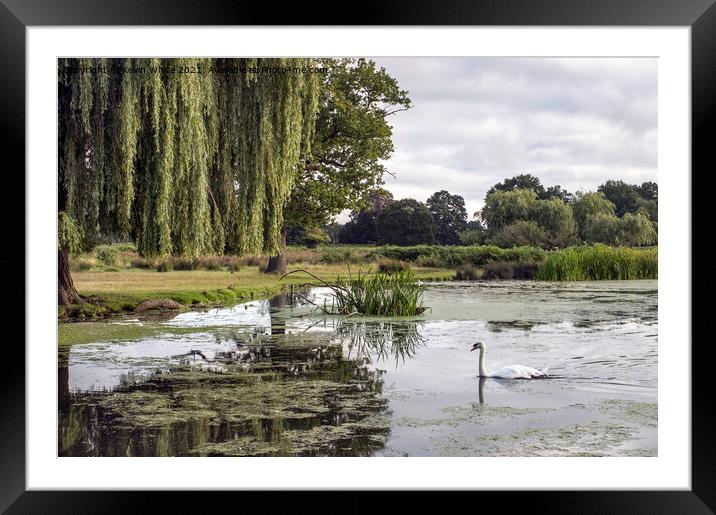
<box><xmin>59</xmin><ymin>331</ymin><xmax>392</xmax><ymax>457</ymax></box>
<box><xmin>338</xmin><ymin>321</ymin><xmax>425</xmax><ymax>367</ymax></box>
<box><xmin>59</xmin><ymin>281</ymin><xmax>658</xmax><ymax>457</ymax></box>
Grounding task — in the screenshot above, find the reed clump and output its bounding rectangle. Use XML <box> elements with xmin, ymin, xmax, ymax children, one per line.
<box><xmin>535</xmin><ymin>244</ymin><xmax>657</xmax><ymax>281</ymax></box>
<box><xmin>283</xmin><ymin>269</ymin><xmax>426</xmax><ymax>317</ymax></box>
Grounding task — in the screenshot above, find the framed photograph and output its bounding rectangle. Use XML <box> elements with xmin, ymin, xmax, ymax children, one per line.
<box><xmin>6</xmin><ymin>0</ymin><xmax>714</xmax><ymax>511</ymax></box>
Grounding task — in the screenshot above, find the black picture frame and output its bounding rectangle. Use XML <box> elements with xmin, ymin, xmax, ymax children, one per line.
<box><xmin>4</xmin><ymin>0</ymin><xmax>714</xmax><ymax>512</ymax></box>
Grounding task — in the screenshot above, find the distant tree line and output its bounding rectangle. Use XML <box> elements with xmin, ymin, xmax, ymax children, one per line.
<box><xmin>291</xmin><ymin>174</ymin><xmax>657</xmax><ymax>249</ymax></box>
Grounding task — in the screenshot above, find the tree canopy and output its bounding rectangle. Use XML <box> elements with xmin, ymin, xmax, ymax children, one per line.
<box><xmin>427</xmin><ymin>190</ymin><xmax>468</xmax><ymax>245</ymax></box>
<box><xmin>284</xmin><ymin>59</ymin><xmax>411</xmax><ymax>230</ymax></box>
<box><xmin>487</xmin><ymin>173</ymin><xmax>573</xmax><ymax>203</ymax></box>
<box><xmin>376</xmin><ymin>198</ymin><xmax>435</xmax><ymax>246</ymax></box>
<box><xmin>339</xmin><ymin>189</ymin><xmax>394</xmax><ymax>244</ymax></box>
<box><xmin>59</xmin><ymin>58</ymin><xmax>320</xmax><ymax>259</ymax></box>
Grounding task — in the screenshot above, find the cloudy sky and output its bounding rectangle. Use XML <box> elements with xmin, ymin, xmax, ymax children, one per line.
<box><xmin>370</xmin><ymin>57</ymin><xmax>657</xmax><ymax>219</ymax></box>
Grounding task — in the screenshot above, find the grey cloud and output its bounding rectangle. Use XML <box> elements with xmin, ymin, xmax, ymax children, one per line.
<box><xmin>371</xmin><ymin>57</ymin><xmax>657</xmax><ymax>219</ymax></box>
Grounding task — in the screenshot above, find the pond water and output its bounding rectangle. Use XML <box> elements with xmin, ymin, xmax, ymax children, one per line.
<box><xmin>58</xmin><ymin>280</ymin><xmax>657</xmax><ymax>457</ymax></box>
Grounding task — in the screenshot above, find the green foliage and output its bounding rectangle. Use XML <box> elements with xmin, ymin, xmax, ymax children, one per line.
<box><xmin>572</xmin><ymin>191</ymin><xmax>616</xmax><ymax>240</ymax></box>
<box><xmin>487</xmin><ymin>174</ymin><xmax>573</xmax><ymax>203</ymax></box>
<box><xmin>581</xmin><ymin>211</ymin><xmax>657</xmax><ymax>246</ymax></box>
<box><xmin>339</xmin><ymin>189</ymin><xmax>394</xmax><ymax>244</ymax></box>
<box><xmin>376</xmin><ymin>199</ymin><xmax>435</xmax><ymax>245</ymax></box>
<box><xmin>598</xmin><ymin>180</ymin><xmax>652</xmax><ymax>217</ymax></box>
<box><xmin>535</xmin><ymin>245</ymin><xmax>658</xmax><ymax>281</ymax></box>
<box><xmin>329</xmin><ymin>269</ymin><xmax>426</xmax><ymax>316</ymax></box>
<box><xmin>371</xmin><ymin>244</ymin><xmax>546</xmax><ymax>267</ymax></box>
<box><xmin>494</xmin><ymin>220</ymin><xmax>548</xmax><ymax>248</ymax></box>
<box><xmin>376</xmin><ymin>258</ymin><xmax>411</xmax><ymax>275</ymax></box>
<box><xmin>459</xmin><ymin>229</ymin><xmax>486</xmax><ymax>246</ymax></box>
<box><xmin>284</xmin><ymin>59</ymin><xmax>411</xmax><ymax>230</ymax></box>
<box><xmin>320</xmin><ymin>248</ymin><xmax>359</xmax><ymax>264</ymax></box>
<box><xmin>533</xmin><ymin>197</ymin><xmax>576</xmax><ymax>247</ymax></box>
<box><xmin>481</xmin><ymin>189</ymin><xmax>538</xmax><ymax>231</ymax></box>
<box><xmin>427</xmin><ymin>190</ymin><xmax>468</xmax><ymax>245</ymax></box>
<box><xmin>58</xmin><ymin>212</ymin><xmax>84</xmax><ymax>253</ymax></box>
<box><xmin>618</xmin><ymin>212</ymin><xmax>657</xmax><ymax>246</ymax></box>
<box><xmin>458</xmin><ymin>220</ymin><xmax>488</xmax><ymax>246</ymax></box>
<box><xmin>286</xmin><ymin>226</ymin><xmax>330</xmax><ymax>248</ymax></box>
<box><xmin>59</xmin><ymin>58</ymin><xmax>320</xmax><ymax>259</ymax></box>
<box><xmin>156</xmin><ymin>260</ymin><xmax>173</xmax><ymax>273</ymax></box>
<box><xmin>582</xmin><ymin>213</ymin><xmax>620</xmax><ymax>244</ymax></box>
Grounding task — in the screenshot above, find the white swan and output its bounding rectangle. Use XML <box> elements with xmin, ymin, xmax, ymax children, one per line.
<box><xmin>469</xmin><ymin>341</ymin><xmax>547</xmax><ymax>379</ymax></box>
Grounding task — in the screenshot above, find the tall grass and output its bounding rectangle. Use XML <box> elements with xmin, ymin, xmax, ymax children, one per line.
<box><xmin>535</xmin><ymin>245</ymin><xmax>657</xmax><ymax>281</ymax></box>
<box><xmin>283</xmin><ymin>269</ymin><xmax>426</xmax><ymax>316</ymax></box>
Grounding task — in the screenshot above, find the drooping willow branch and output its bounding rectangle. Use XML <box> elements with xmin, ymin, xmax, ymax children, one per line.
<box><xmin>58</xmin><ymin>57</ymin><xmax>320</xmax><ymax>258</ymax></box>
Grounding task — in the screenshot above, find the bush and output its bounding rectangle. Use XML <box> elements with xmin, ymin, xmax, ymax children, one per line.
<box><xmin>156</xmin><ymin>260</ymin><xmax>173</xmax><ymax>272</ymax></box>
<box><xmin>511</xmin><ymin>261</ymin><xmax>540</xmax><ymax>280</ymax></box>
<box><xmin>321</xmin><ymin>248</ymin><xmax>355</xmax><ymax>264</ymax></box>
<box><xmin>459</xmin><ymin>229</ymin><xmax>486</xmax><ymax>246</ymax></box>
<box><xmin>131</xmin><ymin>257</ymin><xmax>154</xmax><ymax>269</ymax></box>
<box><xmin>483</xmin><ymin>262</ymin><xmax>513</xmax><ymax>280</ymax></box>
<box><xmin>493</xmin><ymin>220</ymin><xmax>547</xmax><ymax>248</ymax></box>
<box><xmin>414</xmin><ymin>254</ymin><xmax>442</xmax><ymax>268</ymax></box>
<box><xmin>376</xmin><ymin>258</ymin><xmax>410</xmax><ymax>275</ymax></box>
<box><xmin>455</xmin><ymin>264</ymin><xmax>480</xmax><ymax>280</ymax></box>
<box><xmin>482</xmin><ymin>261</ymin><xmax>540</xmax><ymax>280</ymax></box>
<box><xmin>535</xmin><ymin>244</ymin><xmax>658</xmax><ymax>281</ymax></box>
<box><xmin>71</xmin><ymin>257</ymin><xmax>95</xmax><ymax>272</ymax></box>
<box><xmin>95</xmin><ymin>245</ymin><xmax>118</xmax><ymax>266</ymax></box>
<box><xmin>370</xmin><ymin>245</ymin><xmax>545</xmax><ymax>268</ymax></box>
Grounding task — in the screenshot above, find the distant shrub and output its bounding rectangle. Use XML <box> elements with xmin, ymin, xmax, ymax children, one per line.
<box><xmin>285</xmin><ymin>249</ymin><xmax>321</xmax><ymax>265</ymax></box>
<box><xmin>459</xmin><ymin>229</ymin><xmax>486</xmax><ymax>246</ymax></box>
<box><xmin>376</xmin><ymin>258</ymin><xmax>410</xmax><ymax>275</ymax></box>
<box><xmin>511</xmin><ymin>261</ymin><xmax>540</xmax><ymax>280</ymax></box>
<box><xmin>201</xmin><ymin>256</ymin><xmax>223</xmax><ymax>271</ymax></box>
<box><xmin>370</xmin><ymin>245</ymin><xmax>545</xmax><ymax>268</ymax></box>
<box><xmin>455</xmin><ymin>264</ymin><xmax>480</xmax><ymax>280</ymax></box>
<box><xmin>131</xmin><ymin>257</ymin><xmax>154</xmax><ymax>269</ymax></box>
<box><xmin>483</xmin><ymin>262</ymin><xmax>513</xmax><ymax>280</ymax></box>
<box><xmin>156</xmin><ymin>260</ymin><xmax>173</xmax><ymax>272</ymax></box>
<box><xmin>321</xmin><ymin>248</ymin><xmax>355</xmax><ymax>264</ymax></box>
<box><xmin>493</xmin><ymin>220</ymin><xmax>548</xmax><ymax>248</ymax></box>
<box><xmin>414</xmin><ymin>254</ymin><xmax>442</xmax><ymax>268</ymax></box>
<box><xmin>72</xmin><ymin>258</ymin><xmax>95</xmax><ymax>272</ymax></box>
<box><xmin>170</xmin><ymin>256</ymin><xmax>198</xmax><ymax>271</ymax></box>
<box><xmin>238</xmin><ymin>255</ymin><xmax>264</xmax><ymax>267</ymax></box>
<box><xmin>483</xmin><ymin>261</ymin><xmax>540</xmax><ymax>280</ymax></box>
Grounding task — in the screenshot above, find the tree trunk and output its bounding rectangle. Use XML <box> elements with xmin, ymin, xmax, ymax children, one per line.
<box><xmin>58</xmin><ymin>248</ymin><xmax>82</xmax><ymax>305</ymax></box>
<box><xmin>268</xmin><ymin>292</ymin><xmax>290</xmax><ymax>335</ymax></box>
<box><xmin>264</xmin><ymin>229</ymin><xmax>287</xmax><ymax>275</ymax></box>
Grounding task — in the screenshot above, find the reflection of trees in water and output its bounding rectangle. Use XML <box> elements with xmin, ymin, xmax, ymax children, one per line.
<box><xmin>58</xmin><ymin>333</ymin><xmax>389</xmax><ymax>457</ymax></box>
<box><xmin>337</xmin><ymin>320</ymin><xmax>425</xmax><ymax>367</ymax></box>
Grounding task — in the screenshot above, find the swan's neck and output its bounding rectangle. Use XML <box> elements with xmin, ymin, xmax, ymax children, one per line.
<box><xmin>478</xmin><ymin>348</ymin><xmax>488</xmax><ymax>377</ymax></box>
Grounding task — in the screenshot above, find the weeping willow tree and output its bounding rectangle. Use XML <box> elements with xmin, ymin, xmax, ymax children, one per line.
<box><xmin>58</xmin><ymin>58</ymin><xmax>319</xmax><ymax>305</ymax></box>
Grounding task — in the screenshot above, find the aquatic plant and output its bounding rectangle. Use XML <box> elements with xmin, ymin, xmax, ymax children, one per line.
<box><xmin>282</xmin><ymin>269</ymin><xmax>426</xmax><ymax>316</ymax></box>
<box><xmin>535</xmin><ymin>244</ymin><xmax>657</xmax><ymax>281</ymax></box>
